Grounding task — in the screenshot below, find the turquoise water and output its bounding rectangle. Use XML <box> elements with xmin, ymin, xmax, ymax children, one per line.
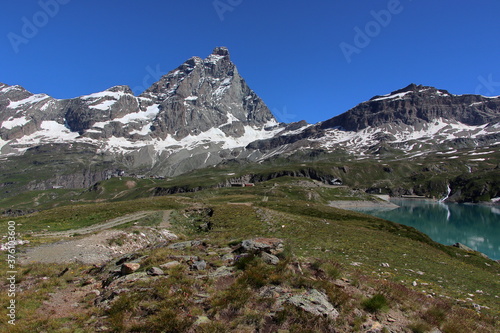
<box><xmin>354</xmin><ymin>199</ymin><xmax>500</xmax><ymax>260</ymax></box>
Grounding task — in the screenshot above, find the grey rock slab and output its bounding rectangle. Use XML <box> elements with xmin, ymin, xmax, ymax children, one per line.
<box><xmin>287</xmin><ymin>289</ymin><xmax>339</xmax><ymax>320</ymax></box>
<box><xmin>261</xmin><ymin>252</ymin><xmax>280</xmax><ymax>265</ymax></box>
<box><xmin>146</xmin><ymin>267</ymin><xmax>165</xmax><ymax>276</ymax></box>
<box><xmin>191</xmin><ymin>260</ymin><xmax>207</xmax><ymax>271</ymax></box>
<box><xmin>209</xmin><ymin>266</ymin><xmax>234</xmax><ymax>278</ymax></box>
<box><xmin>240</xmin><ymin>238</ymin><xmax>284</xmax><ymax>254</ymax></box>
<box><xmin>160</xmin><ymin>261</ymin><xmax>182</xmax><ymax>269</ymax></box>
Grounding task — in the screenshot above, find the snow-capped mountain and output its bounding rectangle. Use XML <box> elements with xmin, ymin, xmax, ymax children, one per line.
<box><xmin>0</xmin><ymin>47</ymin><xmax>281</xmax><ymax>176</ymax></box>
<box><xmin>248</xmin><ymin>84</ymin><xmax>500</xmax><ymax>158</ymax></box>
<box><xmin>1</xmin><ymin>48</ymin><xmax>500</xmax><ymax>192</ymax></box>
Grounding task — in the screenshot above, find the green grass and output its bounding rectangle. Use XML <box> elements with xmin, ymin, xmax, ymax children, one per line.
<box><xmin>1</xmin><ymin>169</ymin><xmax>499</xmax><ymax>331</ymax></box>
<box><xmin>0</xmin><ymin>196</ymin><xmax>185</xmax><ymax>234</ymax></box>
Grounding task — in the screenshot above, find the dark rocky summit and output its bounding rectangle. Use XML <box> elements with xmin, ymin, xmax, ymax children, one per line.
<box><xmin>320</xmin><ymin>83</ymin><xmax>500</xmax><ymax>131</ymax></box>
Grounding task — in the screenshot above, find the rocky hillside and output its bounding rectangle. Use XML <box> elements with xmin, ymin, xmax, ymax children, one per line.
<box><xmin>1</xmin><ymin>180</ymin><xmax>499</xmax><ymax>332</ymax></box>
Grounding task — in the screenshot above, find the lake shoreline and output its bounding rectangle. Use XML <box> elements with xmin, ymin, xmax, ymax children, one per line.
<box><xmin>352</xmin><ymin>197</ymin><xmax>500</xmax><ymax>261</ymax></box>
<box><xmin>328</xmin><ymin>200</ymin><xmax>399</xmax><ymax>210</ymax></box>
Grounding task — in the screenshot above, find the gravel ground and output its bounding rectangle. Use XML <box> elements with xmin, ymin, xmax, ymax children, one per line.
<box><xmin>19</xmin><ymin>211</ymin><xmax>177</xmax><ymax>265</ymax></box>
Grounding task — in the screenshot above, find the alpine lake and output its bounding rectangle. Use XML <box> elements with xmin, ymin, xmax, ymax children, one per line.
<box><xmin>352</xmin><ymin>198</ymin><xmax>500</xmax><ymax>260</ymax></box>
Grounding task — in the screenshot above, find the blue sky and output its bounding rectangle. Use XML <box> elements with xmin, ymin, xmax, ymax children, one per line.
<box><xmin>1</xmin><ymin>0</ymin><xmax>499</xmax><ymax>124</ymax></box>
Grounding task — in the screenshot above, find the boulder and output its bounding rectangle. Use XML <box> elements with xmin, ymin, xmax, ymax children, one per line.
<box><xmin>453</xmin><ymin>243</ymin><xmax>489</xmax><ymax>259</ymax></box>
<box><xmin>287</xmin><ymin>289</ymin><xmax>339</xmax><ymax>320</ymax></box>
<box><xmin>146</xmin><ymin>267</ymin><xmax>164</xmax><ymax>276</ymax></box>
<box><xmin>453</xmin><ymin>242</ymin><xmax>475</xmax><ymax>252</ymax></box>
<box><xmin>159</xmin><ymin>230</ymin><xmax>178</xmax><ymax>240</ymax></box>
<box><xmin>194</xmin><ymin>316</ymin><xmax>211</xmax><ymax>326</ymax></box>
<box><xmin>261</xmin><ymin>252</ymin><xmax>280</xmax><ymax>265</ymax></box>
<box><xmin>221</xmin><ymin>253</ymin><xmax>235</xmax><ymax>263</ymax></box>
<box><xmin>239</xmin><ymin>238</ymin><xmax>284</xmax><ymax>254</ymax></box>
<box><xmin>160</xmin><ymin>261</ymin><xmax>181</xmax><ymax>269</ymax></box>
<box><xmin>191</xmin><ymin>260</ymin><xmax>207</xmax><ymax>271</ymax></box>
<box><xmin>168</xmin><ymin>240</ymin><xmax>201</xmax><ymax>250</ymax></box>
<box><xmin>209</xmin><ymin>266</ymin><xmax>234</xmax><ymax>278</ymax></box>
<box><xmin>121</xmin><ymin>263</ymin><xmax>140</xmax><ymax>275</ymax></box>
<box><xmin>169</xmin><ymin>255</ymin><xmax>200</xmax><ymax>262</ymax></box>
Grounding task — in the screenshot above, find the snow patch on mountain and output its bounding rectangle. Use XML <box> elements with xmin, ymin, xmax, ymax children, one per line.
<box><xmin>310</xmin><ymin>118</ymin><xmax>495</xmax><ymax>153</ymax></box>
<box><xmin>8</xmin><ymin>94</ymin><xmax>50</xmax><ymax>109</ymax></box>
<box><xmin>0</xmin><ymin>137</ymin><xmax>7</xmax><ymax>151</ymax></box>
<box><xmin>8</xmin><ymin>121</ymin><xmax>81</xmax><ymax>152</ymax></box>
<box><xmin>371</xmin><ymin>91</ymin><xmax>412</xmax><ymax>102</ymax></box>
<box><xmin>95</xmin><ymin>104</ymin><xmax>160</xmax><ymax>128</ymax></box>
<box><xmin>205</xmin><ymin>54</ymin><xmax>225</xmax><ymax>65</ymax></box>
<box><xmin>222</xmin><ymin>124</ymin><xmax>281</xmax><ymax>149</ymax></box>
<box><xmin>390</xmin><ymin>118</ymin><xmax>488</xmax><ymax>142</ymax></box>
<box><xmin>4</xmin><ymin>118</ymin><xmax>281</xmax><ymax>157</ymax></box>
<box><xmin>0</xmin><ymin>85</ymin><xmax>24</xmax><ymax>94</ymax></box>
<box><xmin>89</xmin><ymin>99</ymin><xmax>117</xmax><ymax>111</ymax></box>
<box><xmin>80</xmin><ymin>90</ymin><xmax>128</xmax><ymax>100</ymax></box>
<box><xmin>1</xmin><ymin>116</ymin><xmax>30</xmax><ymax>129</ymax></box>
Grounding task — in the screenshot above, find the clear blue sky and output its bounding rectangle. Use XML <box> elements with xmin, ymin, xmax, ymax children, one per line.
<box><xmin>1</xmin><ymin>0</ymin><xmax>499</xmax><ymax>124</ymax></box>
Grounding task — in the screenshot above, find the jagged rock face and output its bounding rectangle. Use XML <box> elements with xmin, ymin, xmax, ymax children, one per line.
<box><xmin>64</xmin><ymin>85</ymin><xmax>141</xmax><ymax>135</ymax></box>
<box><xmin>320</xmin><ymin>84</ymin><xmax>500</xmax><ymax>131</ymax></box>
<box><xmin>0</xmin><ymin>47</ymin><xmax>276</xmax><ymax>145</ymax></box>
<box><xmin>143</xmin><ymin>47</ymin><xmax>274</xmax><ymax>139</ymax></box>
<box><xmin>0</xmin><ymin>85</ymin><xmax>56</xmax><ymax>141</ymax></box>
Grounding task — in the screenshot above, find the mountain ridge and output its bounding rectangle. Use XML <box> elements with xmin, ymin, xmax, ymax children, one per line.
<box><xmin>1</xmin><ymin>48</ymin><xmax>500</xmax><ymax>201</ymax></box>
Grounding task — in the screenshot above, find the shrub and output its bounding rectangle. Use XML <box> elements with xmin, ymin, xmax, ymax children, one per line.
<box><xmin>234</xmin><ymin>254</ymin><xmax>257</xmax><ymax>270</ymax></box>
<box><xmin>323</xmin><ymin>262</ymin><xmax>342</xmax><ymax>279</ymax></box>
<box><xmin>362</xmin><ymin>294</ymin><xmax>389</xmax><ymax>313</ymax></box>
<box><xmin>146</xmin><ymin>308</ymin><xmax>194</xmax><ymax>333</ymax></box>
<box><xmin>408</xmin><ymin>321</ymin><xmax>432</xmax><ymax>333</ymax></box>
<box><xmin>422</xmin><ymin>304</ymin><xmax>448</xmax><ymax>326</ymax></box>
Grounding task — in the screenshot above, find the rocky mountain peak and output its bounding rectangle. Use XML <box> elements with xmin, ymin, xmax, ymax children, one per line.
<box><xmin>320</xmin><ymin>84</ymin><xmax>500</xmax><ymax>131</ymax></box>
<box><xmin>391</xmin><ymin>83</ymin><xmax>421</xmax><ymax>94</ymax></box>
<box><xmin>368</xmin><ymin>83</ymin><xmax>452</xmax><ymax>102</ymax></box>
<box><xmin>106</xmin><ymin>85</ymin><xmax>134</xmax><ymax>95</ymax></box>
<box><xmin>212</xmin><ymin>46</ymin><xmax>230</xmax><ymax>57</ymax></box>
<box><xmin>140</xmin><ymin>47</ymin><xmax>275</xmax><ymax>139</ymax></box>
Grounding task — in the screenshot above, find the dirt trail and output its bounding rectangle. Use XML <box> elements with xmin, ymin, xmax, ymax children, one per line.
<box><xmin>20</xmin><ymin>210</ymin><xmax>178</xmax><ymax>265</ymax></box>
<box><xmin>32</xmin><ymin>211</ymin><xmax>156</xmax><ymax>238</ymax></box>
<box><xmin>159</xmin><ymin>209</ymin><xmax>173</xmax><ymax>228</ymax></box>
